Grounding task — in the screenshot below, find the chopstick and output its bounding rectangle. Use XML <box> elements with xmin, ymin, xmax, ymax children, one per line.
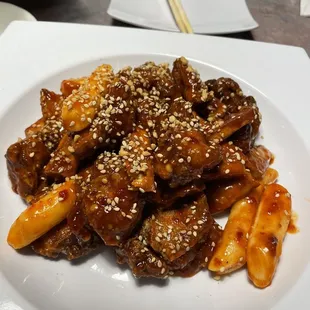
<box><xmin>168</xmin><ymin>0</ymin><xmax>193</xmax><ymax>34</ymax></box>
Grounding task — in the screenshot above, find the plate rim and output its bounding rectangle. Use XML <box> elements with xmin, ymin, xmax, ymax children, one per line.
<box><xmin>107</xmin><ymin>0</ymin><xmax>259</xmax><ymax>34</ymax></box>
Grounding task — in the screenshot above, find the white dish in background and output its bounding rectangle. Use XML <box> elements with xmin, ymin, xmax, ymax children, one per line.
<box><xmin>107</xmin><ymin>0</ymin><xmax>258</xmax><ymax>34</ymax></box>
<box><xmin>0</xmin><ymin>2</ymin><xmax>36</xmax><ymax>35</ymax></box>
<box><xmin>0</xmin><ymin>22</ymin><xmax>310</xmax><ymax>310</ymax></box>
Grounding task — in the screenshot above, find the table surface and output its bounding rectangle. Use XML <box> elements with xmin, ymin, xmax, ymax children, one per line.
<box><xmin>4</xmin><ymin>0</ymin><xmax>310</xmax><ymax>56</ymax></box>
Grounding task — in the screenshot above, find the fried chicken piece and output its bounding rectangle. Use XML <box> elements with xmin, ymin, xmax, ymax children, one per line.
<box><xmin>40</xmin><ymin>89</ymin><xmax>63</xmax><ymax>121</ymax></box>
<box><xmin>205</xmin><ymin>78</ymin><xmax>261</xmax><ymax>145</ymax></box>
<box><xmin>83</xmin><ymin>152</ymin><xmax>144</xmax><ymax>246</ymax></box>
<box><xmin>151</xmin><ymin>98</ymin><xmax>221</xmax><ymax>187</ymax></box>
<box><xmin>154</xmin><ymin>129</ymin><xmax>221</xmax><ymax>187</ymax></box>
<box><xmin>207</xmin><ymin>106</ymin><xmax>258</xmax><ymax>144</ymax></box>
<box><xmin>6</xmin><ymin>136</ymin><xmax>50</xmax><ymax>198</ymax></box>
<box><xmin>230</xmin><ymin>124</ymin><xmax>253</xmax><ymax>153</ymax></box>
<box><xmin>144</xmin><ymin>194</ymin><xmax>213</xmax><ymax>262</ymax></box>
<box><xmin>206</xmin><ymin>174</ymin><xmax>259</xmax><ymax>214</ymax></box>
<box><xmin>172</xmin><ymin>57</ymin><xmax>211</xmax><ymax>104</ymax></box>
<box><xmin>120</xmin><ymin>128</ymin><xmax>155</xmax><ymax>192</ymax></box>
<box><xmin>136</xmin><ymin>95</ymin><xmax>169</xmax><ymax>133</ymax></box>
<box><xmin>147</xmin><ymin>180</ymin><xmax>205</xmax><ymax>209</ymax></box>
<box><xmin>44</xmin><ymin>134</ymin><xmax>78</xmax><ymax>179</ymax></box>
<box><xmin>116</xmin><ymin>237</ymin><xmax>169</xmax><ymax>278</ymax></box>
<box><xmin>25</xmin><ymin>118</ymin><xmax>45</xmax><ymax>138</ymax></box>
<box><xmin>32</xmin><ymin>221</ymin><xmax>101</xmax><ymax>260</ymax></box>
<box><xmin>202</xmin><ymin>143</ymin><xmax>249</xmax><ymax>182</ymax></box>
<box><xmin>131</xmin><ymin>62</ymin><xmax>177</xmax><ymax>99</ymax></box>
<box><xmin>175</xmin><ymin>221</ymin><xmax>222</xmax><ymax>277</ymax></box>
<box><xmin>70</xmin><ymin>94</ymin><xmax>135</xmax><ymax>159</ymax></box>
<box><xmin>245</xmin><ymin>145</ymin><xmax>274</xmax><ymax>180</ymax></box>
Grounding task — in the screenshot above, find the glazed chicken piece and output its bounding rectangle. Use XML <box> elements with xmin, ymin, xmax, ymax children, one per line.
<box><xmin>117</xmin><ymin>194</ymin><xmax>217</xmax><ymax>278</ymax></box>
<box><xmin>245</xmin><ymin>145</ymin><xmax>274</xmax><ymax>180</ymax></box>
<box><xmin>72</xmin><ymin>93</ymin><xmax>135</xmax><ymax>158</ymax></box>
<box><xmin>44</xmin><ymin>92</ymin><xmax>136</xmax><ymax>179</ymax></box>
<box><xmin>153</xmin><ymin>98</ymin><xmax>221</xmax><ymax>187</ymax></box>
<box><xmin>6</xmin><ymin>88</ymin><xmax>65</xmax><ymax>198</ymax></box>
<box><xmin>135</xmin><ymin>95</ymin><xmax>170</xmax><ymax>134</ymax></box>
<box><xmin>120</xmin><ymin>128</ymin><xmax>155</xmax><ymax>193</ymax></box>
<box><xmin>32</xmin><ymin>221</ymin><xmax>101</xmax><ymax>260</ymax></box>
<box><xmin>6</xmin><ymin>136</ymin><xmax>50</xmax><ymax>198</ymax></box>
<box><xmin>83</xmin><ymin>152</ymin><xmax>144</xmax><ymax>246</ymax></box>
<box><xmin>44</xmin><ymin>134</ymin><xmax>78</xmax><ymax>179</ymax></box>
<box><xmin>144</xmin><ymin>194</ymin><xmax>213</xmax><ymax>262</ymax></box>
<box><xmin>116</xmin><ymin>236</ymin><xmax>169</xmax><ymax>278</ymax></box>
<box><xmin>207</xmin><ymin>106</ymin><xmax>258</xmax><ymax>144</ymax></box>
<box><xmin>130</xmin><ymin>61</ymin><xmax>178</xmax><ymax>99</ymax></box>
<box><xmin>229</xmin><ymin>124</ymin><xmax>253</xmax><ymax>153</ymax></box>
<box><xmin>147</xmin><ymin>180</ymin><xmax>205</xmax><ymax>209</ymax></box>
<box><xmin>202</xmin><ymin>142</ymin><xmax>249</xmax><ymax>182</ymax></box>
<box><xmin>25</xmin><ymin>118</ymin><xmax>45</xmax><ymax>138</ymax></box>
<box><xmin>172</xmin><ymin>57</ymin><xmax>211</xmax><ymax>104</ymax></box>
<box><xmin>40</xmin><ymin>89</ymin><xmax>63</xmax><ymax>121</ymax></box>
<box><xmin>175</xmin><ymin>221</ymin><xmax>222</xmax><ymax>277</ymax></box>
<box><xmin>204</xmin><ymin>78</ymin><xmax>261</xmax><ymax>146</ymax></box>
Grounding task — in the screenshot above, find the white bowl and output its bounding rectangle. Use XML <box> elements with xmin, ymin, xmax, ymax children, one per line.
<box><xmin>0</xmin><ymin>2</ymin><xmax>36</xmax><ymax>35</ymax></box>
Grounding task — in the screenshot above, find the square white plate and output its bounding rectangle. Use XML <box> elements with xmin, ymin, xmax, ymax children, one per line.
<box><xmin>0</xmin><ymin>22</ymin><xmax>310</xmax><ymax>310</ymax></box>
<box><xmin>107</xmin><ymin>0</ymin><xmax>258</xmax><ymax>34</ymax></box>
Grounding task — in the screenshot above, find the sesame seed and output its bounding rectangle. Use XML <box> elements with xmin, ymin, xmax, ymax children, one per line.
<box><xmin>29</xmin><ymin>152</ymin><xmax>35</xmax><ymax>158</ymax></box>
<box><xmin>178</xmin><ymin>158</ymin><xmax>184</xmax><ymax>163</ymax></box>
<box><xmin>220</xmin><ymin>267</ymin><xmax>225</xmax><ymax>273</ymax></box>
<box><xmin>161</xmin><ymin>268</ymin><xmax>166</xmax><ymax>274</ymax></box>
<box><xmin>205</xmin><ymin>257</ymin><xmax>209</xmax><ymax>263</ymax></box>
<box><xmin>157</xmin><ymin>261</ymin><xmax>162</xmax><ymax>268</ymax></box>
<box><xmin>68</xmin><ymin>146</ymin><xmax>75</xmax><ymax>153</ymax></box>
<box><xmin>155</xmin><ymin>237</ymin><xmax>161</xmax><ymax>242</ymax></box>
<box><xmin>225</xmin><ymin>169</ymin><xmax>230</xmax><ymax>174</ymax></box>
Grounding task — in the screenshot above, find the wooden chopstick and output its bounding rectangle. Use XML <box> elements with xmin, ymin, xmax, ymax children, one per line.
<box><xmin>168</xmin><ymin>0</ymin><xmax>193</xmax><ymax>34</ymax></box>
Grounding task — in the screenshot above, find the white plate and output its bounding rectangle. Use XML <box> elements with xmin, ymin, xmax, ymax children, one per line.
<box><xmin>107</xmin><ymin>0</ymin><xmax>258</xmax><ymax>34</ymax></box>
<box><xmin>0</xmin><ymin>2</ymin><xmax>36</xmax><ymax>35</ymax></box>
<box><xmin>0</xmin><ymin>22</ymin><xmax>310</xmax><ymax>310</ymax></box>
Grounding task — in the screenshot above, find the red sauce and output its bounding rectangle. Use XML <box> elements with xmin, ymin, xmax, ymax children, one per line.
<box><xmin>58</xmin><ymin>189</ymin><xmax>68</xmax><ymax>201</ymax></box>
<box><xmin>287</xmin><ymin>211</ymin><xmax>299</xmax><ymax>234</ymax></box>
